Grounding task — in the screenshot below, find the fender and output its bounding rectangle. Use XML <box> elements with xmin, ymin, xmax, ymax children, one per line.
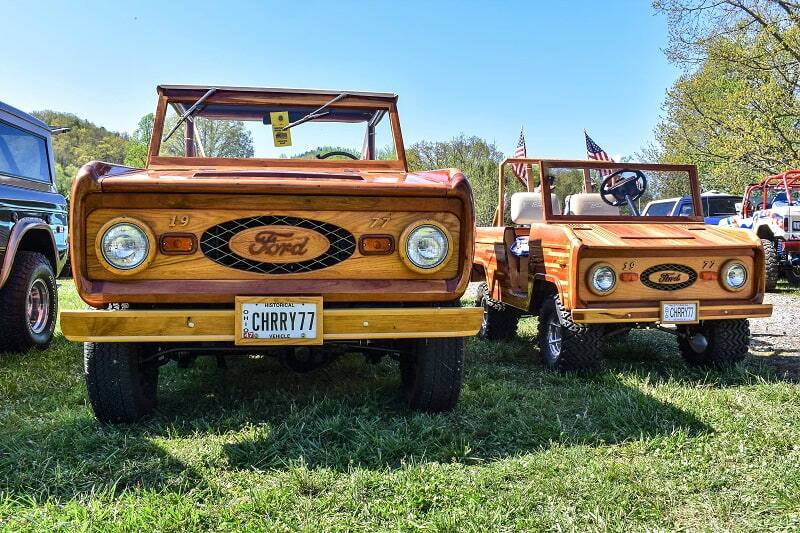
<box><xmin>0</xmin><ymin>218</ymin><xmax>58</xmax><ymax>290</ymax></box>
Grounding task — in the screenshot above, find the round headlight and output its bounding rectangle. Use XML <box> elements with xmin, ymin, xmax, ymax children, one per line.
<box><xmin>588</xmin><ymin>263</ymin><xmax>617</xmax><ymax>295</ymax></box>
<box><xmin>99</xmin><ymin>220</ymin><xmax>152</xmax><ymax>272</ymax></box>
<box><xmin>722</xmin><ymin>261</ymin><xmax>748</xmax><ymax>291</ymax></box>
<box><xmin>401</xmin><ymin>222</ymin><xmax>451</xmax><ymax>272</ymax></box>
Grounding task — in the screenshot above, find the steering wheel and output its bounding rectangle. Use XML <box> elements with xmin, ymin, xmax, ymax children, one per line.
<box><xmin>316</xmin><ymin>150</ymin><xmax>359</xmax><ymax>160</ymax></box>
<box><xmin>600</xmin><ymin>169</ymin><xmax>648</xmax><ymax>215</ymax></box>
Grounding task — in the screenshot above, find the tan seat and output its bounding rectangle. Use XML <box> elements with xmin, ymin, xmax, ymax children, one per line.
<box><xmin>564</xmin><ymin>193</ymin><xmax>620</xmax><ymax>216</ymax></box>
<box><xmin>510</xmin><ymin>192</ymin><xmax>561</xmax><ymax>224</ymax></box>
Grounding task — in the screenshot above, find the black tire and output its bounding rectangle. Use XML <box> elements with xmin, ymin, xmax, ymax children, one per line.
<box><xmin>761</xmin><ymin>239</ymin><xmax>780</xmax><ymax>291</ymax></box>
<box><xmin>785</xmin><ymin>252</ymin><xmax>800</xmax><ymax>287</ymax></box>
<box><xmin>476</xmin><ymin>282</ymin><xmax>520</xmax><ymax>341</ymax></box>
<box><xmin>0</xmin><ymin>251</ymin><xmax>58</xmax><ymax>353</ymax></box>
<box><xmin>84</xmin><ymin>342</ymin><xmax>159</xmax><ymax>423</ymax></box>
<box><xmin>677</xmin><ymin>319</ymin><xmax>749</xmax><ymax>368</ymax></box>
<box><xmin>537</xmin><ymin>293</ymin><xmax>603</xmax><ymax>372</ymax></box>
<box><xmin>400</xmin><ymin>337</ymin><xmax>464</xmax><ymax>412</ymax></box>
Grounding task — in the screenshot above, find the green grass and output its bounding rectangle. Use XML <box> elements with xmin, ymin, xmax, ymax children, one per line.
<box><xmin>1</xmin><ymin>281</ymin><xmax>799</xmax><ymax>531</ymax></box>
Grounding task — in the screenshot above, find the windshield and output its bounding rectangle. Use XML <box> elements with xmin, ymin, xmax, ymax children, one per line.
<box><xmin>157</xmin><ymin>101</ymin><xmax>398</xmax><ymax>161</ymax></box>
<box><xmin>644</xmin><ymin>200</ymin><xmax>676</xmax><ymax>217</ymax></box>
<box><xmin>516</xmin><ymin>161</ymin><xmax>699</xmax><ymax>221</ymax></box>
<box><xmin>705</xmin><ymin>196</ymin><xmax>738</xmax><ymax>216</ymax></box>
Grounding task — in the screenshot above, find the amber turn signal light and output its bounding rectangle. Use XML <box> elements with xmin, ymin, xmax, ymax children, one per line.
<box><xmin>699</xmin><ymin>271</ymin><xmax>718</xmax><ymax>281</ymax></box>
<box><xmin>620</xmin><ymin>272</ymin><xmax>638</xmax><ymax>282</ymax></box>
<box><xmin>160</xmin><ymin>233</ymin><xmax>197</xmax><ymax>255</ymax></box>
<box><xmin>359</xmin><ymin>235</ymin><xmax>395</xmax><ymax>255</ymax></box>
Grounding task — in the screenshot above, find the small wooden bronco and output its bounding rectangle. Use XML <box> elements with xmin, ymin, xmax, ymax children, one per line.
<box><xmin>472</xmin><ymin>158</ymin><xmax>772</xmax><ymax>371</ymax></box>
<box><xmin>60</xmin><ymin>85</ymin><xmax>482</xmax><ymax>423</ymax></box>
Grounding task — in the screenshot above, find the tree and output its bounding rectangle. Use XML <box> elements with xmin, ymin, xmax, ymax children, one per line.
<box><xmin>160</xmin><ymin>117</ymin><xmax>255</xmax><ymax>158</ymax></box>
<box><xmin>406</xmin><ymin>135</ymin><xmax>507</xmax><ymax>226</ymax></box>
<box><xmin>649</xmin><ymin>1</ymin><xmax>800</xmax><ymax>191</ymax></box>
<box><xmin>31</xmin><ymin>110</ymin><xmax>128</xmax><ymax>198</ymax></box>
<box><xmin>124</xmin><ymin>114</ymin><xmax>154</xmax><ymax>167</ymax></box>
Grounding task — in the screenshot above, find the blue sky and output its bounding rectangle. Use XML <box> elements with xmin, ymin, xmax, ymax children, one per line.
<box><xmin>1</xmin><ymin>0</ymin><xmax>678</xmax><ymax>160</ymax></box>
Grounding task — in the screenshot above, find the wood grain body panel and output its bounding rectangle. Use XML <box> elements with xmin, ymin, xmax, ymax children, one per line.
<box><xmin>60</xmin><ymin>306</ymin><xmax>484</xmax><ymax>342</ymax></box>
<box><xmin>85</xmin><ymin>208</ymin><xmax>460</xmax><ymax>281</ymax></box>
<box><xmin>566</xmin><ymin>223</ymin><xmax>760</xmax><ymax>249</ymax></box>
<box><xmin>577</xmin><ymin>254</ymin><xmax>757</xmax><ymax>304</ymax></box>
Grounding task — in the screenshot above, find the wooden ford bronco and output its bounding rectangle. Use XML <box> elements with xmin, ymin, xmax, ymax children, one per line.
<box><xmin>60</xmin><ymin>85</ymin><xmax>481</xmax><ymax>423</ymax></box>
<box><xmin>473</xmin><ymin>158</ymin><xmax>772</xmax><ymax>371</ymax></box>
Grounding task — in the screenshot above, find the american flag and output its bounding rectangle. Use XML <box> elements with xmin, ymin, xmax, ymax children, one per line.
<box><xmin>512</xmin><ymin>128</ymin><xmax>528</xmax><ymax>186</ymax></box>
<box><xmin>585</xmin><ymin>131</ymin><xmax>614</xmax><ymax>177</ymax></box>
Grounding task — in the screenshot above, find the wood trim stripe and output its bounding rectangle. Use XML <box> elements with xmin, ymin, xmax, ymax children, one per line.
<box><xmin>60</xmin><ymin>306</ymin><xmax>483</xmax><ymax>342</ymax></box>
<box><xmin>571</xmin><ymin>304</ymin><xmax>773</xmax><ymax>324</ymax></box>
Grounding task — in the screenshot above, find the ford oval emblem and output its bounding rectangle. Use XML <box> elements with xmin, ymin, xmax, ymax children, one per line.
<box><xmin>640</xmin><ymin>264</ymin><xmax>697</xmax><ymax>291</ymax></box>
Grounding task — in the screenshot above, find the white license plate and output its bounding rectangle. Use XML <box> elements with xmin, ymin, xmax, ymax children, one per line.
<box><xmin>660</xmin><ymin>301</ymin><xmax>698</xmax><ymax>324</ymax></box>
<box><xmin>235</xmin><ymin>297</ymin><xmax>323</xmax><ymax>345</ymax></box>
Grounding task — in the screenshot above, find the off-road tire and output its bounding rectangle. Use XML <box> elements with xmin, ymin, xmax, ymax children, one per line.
<box><xmin>85</xmin><ymin>342</ymin><xmax>159</xmax><ymax>423</ymax></box>
<box><xmin>677</xmin><ymin>319</ymin><xmax>749</xmax><ymax>368</ymax></box>
<box><xmin>0</xmin><ymin>251</ymin><xmax>58</xmax><ymax>353</ymax></box>
<box><xmin>537</xmin><ymin>293</ymin><xmax>603</xmax><ymax>372</ymax></box>
<box><xmin>785</xmin><ymin>253</ymin><xmax>800</xmax><ymax>287</ymax></box>
<box><xmin>476</xmin><ymin>282</ymin><xmax>520</xmax><ymax>341</ymax></box>
<box><xmin>400</xmin><ymin>337</ymin><xmax>464</xmax><ymax>412</ymax></box>
<box><xmin>762</xmin><ymin>239</ymin><xmax>780</xmax><ymax>291</ymax></box>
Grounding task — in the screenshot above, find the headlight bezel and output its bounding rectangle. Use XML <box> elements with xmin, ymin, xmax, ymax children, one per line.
<box><xmin>399</xmin><ymin>220</ymin><xmax>453</xmax><ymax>274</ymax></box>
<box><xmin>587</xmin><ymin>262</ymin><xmax>617</xmax><ymax>296</ymax></box>
<box><xmin>720</xmin><ymin>260</ymin><xmax>748</xmax><ymax>292</ymax></box>
<box><xmin>95</xmin><ymin>217</ymin><xmax>156</xmax><ymax>275</ymax></box>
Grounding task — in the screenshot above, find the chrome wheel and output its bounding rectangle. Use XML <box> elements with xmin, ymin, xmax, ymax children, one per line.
<box><xmin>26</xmin><ymin>278</ymin><xmax>50</xmax><ymax>334</ymax></box>
<box><xmin>547</xmin><ymin>315</ymin><xmax>562</xmax><ymax>360</ymax></box>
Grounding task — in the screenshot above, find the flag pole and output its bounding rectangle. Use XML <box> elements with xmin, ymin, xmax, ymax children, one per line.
<box><xmin>582</xmin><ymin>129</ymin><xmax>592</xmax><ymax>193</ymax></box>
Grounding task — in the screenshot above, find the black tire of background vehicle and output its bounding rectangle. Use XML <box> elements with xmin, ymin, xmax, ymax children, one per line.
<box><xmin>84</xmin><ymin>342</ymin><xmax>159</xmax><ymax>423</ymax></box>
<box><xmin>761</xmin><ymin>239</ymin><xmax>780</xmax><ymax>291</ymax></box>
<box><xmin>400</xmin><ymin>337</ymin><xmax>464</xmax><ymax>412</ymax></box>
<box><xmin>537</xmin><ymin>293</ymin><xmax>603</xmax><ymax>372</ymax></box>
<box><xmin>677</xmin><ymin>319</ymin><xmax>750</xmax><ymax>367</ymax></box>
<box><xmin>476</xmin><ymin>282</ymin><xmax>520</xmax><ymax>341</ymax></box>
<box><xmin>0</xmin><ymin>251</ymin><xmax>58</xmax><ymax>353</ymax></box>
<box><xmin>784</xmin><ymin>253</ymin><xmax>800</xmax><ymax>286</ymax></box>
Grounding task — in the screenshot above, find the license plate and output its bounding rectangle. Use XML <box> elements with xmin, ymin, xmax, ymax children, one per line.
<box><xmin>235</xmin><ymin>296</ymin><xmax>323</xmax><ymax>345</ymax></box>
<box><xmin>793</xmin><ymin>221</ymin><xmax>800</xmax><ymax>231</ymax></box>
<box><xmin>660</xmin><ymin>301</ymin><xmax>699</xmax><ymax>324</ymax></box>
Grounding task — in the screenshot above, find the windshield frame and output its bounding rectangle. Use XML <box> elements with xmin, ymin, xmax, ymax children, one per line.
<box><xmin>146</xmin><ymin>87</ymin><xmax>408</xmax><ymax>171</ymax></box>
<box><xmin>494</xmin><ymin>158</ymin><xmax>704</xmax><ymax>224</ymax></box>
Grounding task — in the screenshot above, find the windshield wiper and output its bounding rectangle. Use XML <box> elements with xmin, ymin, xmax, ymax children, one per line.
<box><xmin>282</xmin><ymin>92</ymin><xmax>349</xmax><ymax>131</ymax></box>
<box><xmin>162</xmin><ymin>87</ymin><xmax>218</xmax><ymax>144</ymax></box>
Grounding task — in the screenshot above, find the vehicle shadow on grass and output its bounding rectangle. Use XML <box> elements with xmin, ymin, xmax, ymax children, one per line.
<box><xmin>597</xmin><ymin>328</ymin><xmax>800</xmax><ymax>385</ymax></box>
<box><xmin>0</xmin><ymin>336</ymin><xmax>208</xmax><ymax>503</ymax></box>
<box><xmin>134</xmin><ymin>339</ymin><xmax>713</xmax><ymax>472</ymax></box>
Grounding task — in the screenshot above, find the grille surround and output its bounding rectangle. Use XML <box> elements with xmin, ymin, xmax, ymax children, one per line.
<box><xmin>200</xmin><ymin>216</ymin><xmax>356</xmax><ymax>274</ymax></box>
<box><xmin>640</xmin><ymin>263</ymin><xmax>697</xmax><ymax>291</ymax></box>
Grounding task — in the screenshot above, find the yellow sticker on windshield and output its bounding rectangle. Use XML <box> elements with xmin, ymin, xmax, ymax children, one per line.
<box><xmin>270</xmin><ymin>111</ymin><xmax>292</xmax><ymax>147</ymax></box>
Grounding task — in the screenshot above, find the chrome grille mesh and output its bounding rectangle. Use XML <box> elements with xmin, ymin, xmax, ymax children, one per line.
<box><xmin>200</xmin><ymin>216</ymin><xmax>356</xmax><ymax>274</ymax></box>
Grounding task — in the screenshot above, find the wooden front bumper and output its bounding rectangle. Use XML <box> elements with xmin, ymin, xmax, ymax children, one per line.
<box><xmin>60</xmin><ymin>306</ymin><xmax>483</xmax><ymax>343</ymax></box>
<box><xmin>571</xmin><ymin>303</ymin><xmax>773</xmax><ymax>324</ymax></box>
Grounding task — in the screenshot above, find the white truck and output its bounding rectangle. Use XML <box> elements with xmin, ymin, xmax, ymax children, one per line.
<box><xmin>718</xmin><ymin>170</ymin><xmax>800</xmax><ymax>290</ymax></box>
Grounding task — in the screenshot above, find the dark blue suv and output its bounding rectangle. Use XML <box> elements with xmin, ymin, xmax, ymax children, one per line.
<box><xmin>0</xmin><ymin>101</ymin><xmax>68</xmax><ymax>353</ymax></box>
<box><xmin>642</xmin><ymin>192</ymin><xmax>739</xmax><ymax>224</ymax></box>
